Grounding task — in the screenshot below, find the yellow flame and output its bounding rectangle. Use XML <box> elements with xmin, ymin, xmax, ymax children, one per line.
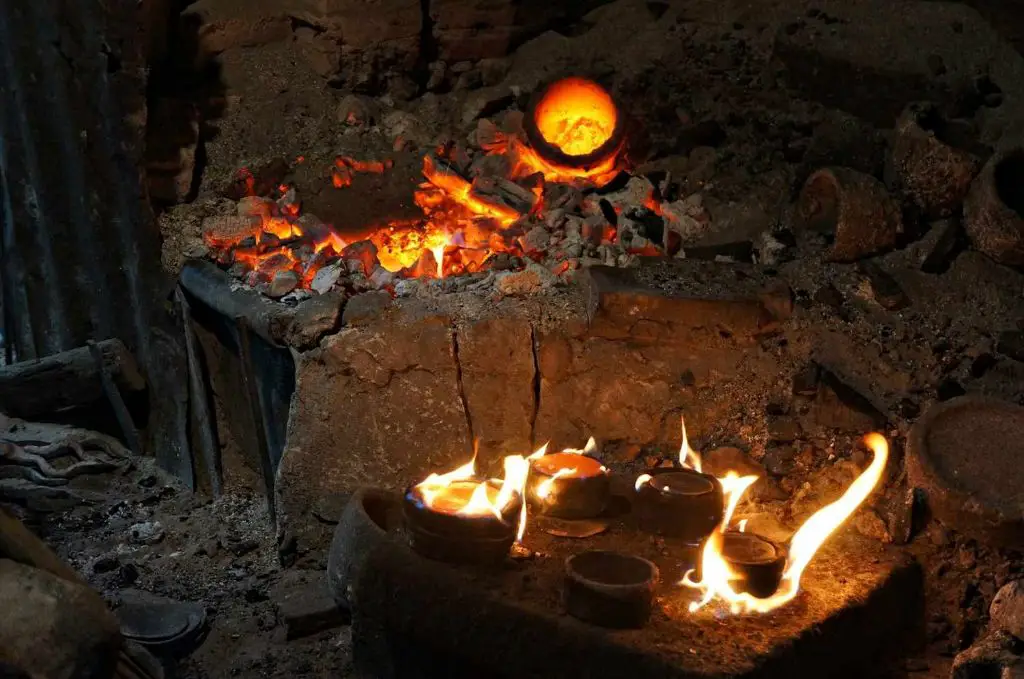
<box><xmin>535</xmin><ymin>467</ymin><xmax>576</xmax><ymax>499</ymax></box>
<box><xmin>678</xmin><ymin>417</ymin><xmax>701</xmax><ymax>472</ymax></box>
<box><xmin>719</xmin><ymin>472</ymin><xmax>759</xmax><ymax>529</ymax></box>
<box><xmin>737</xmin><ymin>519</ymin><xmax>748</xmax><ymax>533</ymax></box>
<box><xmin>681</xmin><ymin>432</ymin><xmax>890</xmax><ymax>615</ymax></box>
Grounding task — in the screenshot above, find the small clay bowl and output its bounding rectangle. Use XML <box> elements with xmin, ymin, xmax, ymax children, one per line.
<box><xmin>634</xmin><ymin>468</ymin><xmax>724</xmax><ymax>543</ymax></box>
<box><xmin>526</xmin><ymin>452</ymin><xmax>610</xmax><ymax>519</ymax></box>
<box><xmin>403</xmin><ymin>481</ymin><xmax>522</xmax><ymax>564</ymax></box>
<box><xmin>720</xmin><ymin>532</ymin><xmax>787</xmax><ymax>599</ymax></box>
<box><xmin>564</xmin><ymin>550</ymin><xmax>659</xmax><ymax>629</ymax></box>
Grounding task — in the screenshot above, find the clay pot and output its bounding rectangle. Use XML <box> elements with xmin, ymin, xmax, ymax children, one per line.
<box><xmin>634</xmin><ymin>467</ymin><xmax>723</xmax><ymax>543</ymax></box>
<box><xmin>796</xmin><ymin>166</ymin><xmax>902</xmax><ymax>262</ymax></box>
<box><xmin>564</xmin><ymin>551</ymin><xmax>659</xmax><ymax>628</ymax></box>
<box><xmin>964</xmin><ymin>147</ymin><xmax>1024</xmax><ymax>267</ymax></box>
<box><xmin>886</xmin><ymin>102</ymin><xmax>982</xmax><ymax>219</ymax></box>
<box><xmin>327</xmin><ymin>487</ymin><xmax>401</xmax><ymax>610</ymax></box>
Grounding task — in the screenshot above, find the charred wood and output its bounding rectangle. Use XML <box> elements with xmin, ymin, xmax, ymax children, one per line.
<box><xmin>0</xmin><ymin>339</ymin><xmax>144</xmax><ymax>419</ymax></box>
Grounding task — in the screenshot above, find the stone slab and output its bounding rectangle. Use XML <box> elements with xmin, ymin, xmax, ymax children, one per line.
<box><xmin>350</xmin><ymin>489</ymin><xmax>923</xmax><ymax>679</ymax></box>
<box><xmin>276</xmin><ymin>309</ymin><xmax>473</xmax><ymax>549</ymax></box>
<box><xmin>270</xmin><ymin>569</ymin><xmax>347</xmax><ymax>640</ymax></box>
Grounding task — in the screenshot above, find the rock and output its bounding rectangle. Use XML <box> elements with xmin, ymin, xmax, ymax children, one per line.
<box><xmin>702</xmin><ymin>447</ymin><xmax>766</xmax><ymax>479</ymax></box>
<box><xmin>496</xmin><ymin>261</ymin><xmax>557</xmax><ymax>296</ymax></box>
<box><xmin>768</xmin><ymin>417</ymin><xmax>801</xmax><ymax>442</ymax></box>
<box><xmin>270</xmin><ymin>570</ymin><xmax>346</xmax><ymax>641</ymax></box>
<box><xmin>919</xmin><ymin>218</ymin><xmax>966</xmax><ymax>274</ymax></box>
<box><xmin>0</xmin><ymin>559</ymin><xmax>121</xmax><ymax>679</ymax></box>
<box><xmin>796</xmin><ymin>111</ymin><xmax>886</xmax><ymax>188</ymax></box>
<box><xmin>964</xmin><ymin>147</ymin><xmax>1024</xmax><ymax>267</ymax></box>
<box><xmin>952</xmin><ymin>631</ymin><xmax>1024</xmax><ymax>679</ymax></box>
<box><xmin>791</xmin><ymin>460</ymin><xmax>862</xmax><ymax>521</ymax></box>
<box><xmin>859</xmin><ymin>261</ymin><xmax>910</xmax><ymax>311</ymax></box>
<box><xmin>998</xmin><ymin>331</ymin><xmax>1024</xmax><ymax>362</ymax></box>
<box><xmin>381</xmin><ymin>110</ymin><xmax>432</xmax><ymax>150</ymax></box>
<box><xmin>809</xmin><ymin>367</ymin><xmax>888</xmax><ymax>432</ymax></box>
<box><xmin>237</xmin><ymin>195</ymin><xmax>275</xmax><ymax>220</ymax></box>
<box><xmin>285</xmin><ymin>291</ymin><xmax>347</xmax><ymax>350</ymax></box>
<box><xmin>342</xmin><ymin>291</ymin><xmax>392</xmax><ymax>326</ymax></box>
<box><xmin>461</xmin><ymin>87</ymin><xmax>517</xmax><ymax>124</ymax></box>
<box><xmin>763</xmin><ymin>446</ymin><xmax>797</xmax><ymax>476</ymax></box>
<box><xmin>992</xmin><ymin>581</ymin><xmax>1024</xmax><ymax>642</ymax></box>
<box><xmin>90</xmin><ymin>553</ymin><xmax>120</xmax><ymax>575</ymax></box>
<box><xmin>129</xmin><ymin>521</ymin><xmax>165</xmax><ymax>545</ymax></box>
<box><xmin>183</xmin><ymin>0</ymin><xmax>290</xmax><ymax>61</ymax></box>
<box><xmin>853</xmin><ymin>508</ymin><xmax>892</xmax><ymax>543</ymax></box>
<box><xmin>885</xmin><ymin>102</ymin><xmax>983</xmax><ymax>219</ymax></box>
<box><xmin>337</xmin><ymin>94</ymin><xmax>379</xmax><ymax>126</ymax></box>
<box><xmin>792</xmin><ymin>364</ymin><xmax>820</xmax><ymax>396</ymax></box>
<box><xmin>202</xmin><ymin>214</ymin><xmax>260</xmax><ymax>243</ymax></box>
<box><xmin>268</xmin><ymin>270</ymin><xmax>300</xmax><ymax>298</ymax></box>
<box><xmin>521</xmin><ymin>226</ymin><xmax>550</xmax><ymax>253</ymax></box>
<box><xmin>813</xmin><ymin>283</ymin><xmax>845</xmax><ymax>309</ymax></box>
<box><xmin>286</xmin><ymin>0</ymin><xmax>422</xmax><ymax>91</ymax></box>
<box><xmin>311</xmin><ymin>262</ymin><xmax>344</xmax><ymax>294</ymax></box>
<box><xmin>908</xmin><ymin>396</ymin><xmax>1024</xmax><ymax>548</ymax></box>
<box><xmin>796</xmin><ymin>167</ymin><xmax>902</xmax><ymax>262</ymax></box>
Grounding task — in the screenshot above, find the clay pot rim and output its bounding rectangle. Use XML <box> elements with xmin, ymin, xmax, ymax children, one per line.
<box><xmin>637</xmin><ymin>466</ymin><xmax>722</xmax><ymax>496</ymax></box>
<box><xmin>402</xmin><ymin>482</ymin><xmax>523</xmax><ymax>533</ymax></box>
<box><xmin>523</xmin><ymin>77</ymin><xmax>627</xmax><ymax>170</ymax></box>
<box><xmin>720</xmin><ymin>530</ymin><xmax>788</xmax><ymax>567</ymax></box>
<box><xmin>529</xmin><ymin>453</ymin><xmax>608</xmax><ymax>479</ymax></box>
<box><xmin>907</xmin><ymin>395</ymin><xmax>1024</xmax><ymax>547</ymax></box>
<box><xmin>565</xmin><ymin>550</ymin><xmax>660</xmax><ymax>592</ymax></box>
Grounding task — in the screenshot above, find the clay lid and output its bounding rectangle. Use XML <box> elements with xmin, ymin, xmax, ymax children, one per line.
<box><xmin>908</xmin><ymin>396</ymin><xmax>1024</xmax><ymax>547</ymax></box>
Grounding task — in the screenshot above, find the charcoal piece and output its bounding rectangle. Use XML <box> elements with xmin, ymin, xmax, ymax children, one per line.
<box><xmin>625</xmin><ymin>208</ymin><xmax>665</xmax><ymax>246</ymax></box>
<box><xmin>964</xmin><ymin>148</ymin><xmax>1024</xmax><ymax>266</ymax></box>
<box><xmin>796</xmin><ymin>167</ymin><xmax>902</xmax><ymax>262</ymax></box>
<box><xmin>599</xmin><ymin>199</ymin><xmax>618</xmax><ymax>227</ymax></box>
<box><xmin>907</xmin><ymin>396</ymin><xmax>1024</xmax><ymax>549</ymax></box>
<box><xmin>792</xmin><ymin>363</ymin><xmax>821</xmax><ymax>396</ymax></box>
<box><xmin>920</xmin><ymin>218</ymin><xmax>965</xmax><ymax>274</ymax></box>
<box><xmin>885</xmin><ymin>102</ymin><xmax>984</xmax><ymax>219</ymax></box>
<box><xmin>859</xmin><ymin>262</ymin><xmax>910</xmax><ymax>311</ymax></box>
<box><xmin>223</xmin><ymin>157</ymin><xmax>290</xmax><ymax>201</ymax></box>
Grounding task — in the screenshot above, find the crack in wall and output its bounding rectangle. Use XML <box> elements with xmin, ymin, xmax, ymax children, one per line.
<box><xmin>529</xmin><ymin>325</ymin><xmax>542</xmax><ymax>448</ymax></box>
<box><xmin>450</xmin><ymin>326</ymin><xmax>476</xmax><ymax>454</ymax></box>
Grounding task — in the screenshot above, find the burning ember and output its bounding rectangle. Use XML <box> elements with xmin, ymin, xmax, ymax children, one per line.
<box><xmin>680</xmin><ymin>431</ymin><xmax>891</xmax><ymax>614</ymax></box>
<box><xmin>200</xmin><ymin>77</ymin><xmax>663</xmax><ymax>298</ymax></box>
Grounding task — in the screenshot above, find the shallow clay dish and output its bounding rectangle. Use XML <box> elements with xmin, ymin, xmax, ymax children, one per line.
<box><xmin>907</xmin><ymin>396</ymin><xmax>1024</xmax><ymax>548</ymax></box>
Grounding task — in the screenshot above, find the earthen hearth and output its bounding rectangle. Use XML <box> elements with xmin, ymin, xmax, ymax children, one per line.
<box><xmin>9</xmin><ymin>0</ymin><xmax>1024</xmax><ymax>676</ymax></box>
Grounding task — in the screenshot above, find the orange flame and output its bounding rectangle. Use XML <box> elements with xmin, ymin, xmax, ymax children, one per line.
<box><xmin>681</xmin><ymin>432</ymin><xmax>890</xmax><ymax>614</ymax></box>
<box><xmin>413</xmin><ymin>448</ymin><xmax>531</xmax><ymax>530</ymax></box>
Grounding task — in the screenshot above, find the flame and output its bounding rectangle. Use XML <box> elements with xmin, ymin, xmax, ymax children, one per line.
<box><xmin>532</xmin><ymin>437</ymin><xmax>605</xmax><ymax>500</ymax></box>
<box><xmin>681</xmin><ymin>432</ymin><xmax>890</xmax><ymax>615</ymax></box>
<box><xmin>533</xmin><ymin>77</ymin><xmax>617</xmax><ymax>157</ymax></box>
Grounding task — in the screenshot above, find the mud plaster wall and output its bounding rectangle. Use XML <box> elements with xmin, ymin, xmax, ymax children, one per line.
<box><xmin>275</xmin><ymin>284</ymin><xmax>791</xmax><ymax>550</ymax></box>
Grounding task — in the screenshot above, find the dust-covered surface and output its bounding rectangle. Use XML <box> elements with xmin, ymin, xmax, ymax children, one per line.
<box><xmin>17</xmin><ymin>459</ymin><xmax>354</xmax><ymax>678</ymax></box>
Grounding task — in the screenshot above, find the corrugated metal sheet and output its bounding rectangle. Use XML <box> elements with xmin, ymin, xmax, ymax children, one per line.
<box><xmin>0</xmin><ymin>0</ymin><xmax>193</xmax><ymax>484</ymax></box>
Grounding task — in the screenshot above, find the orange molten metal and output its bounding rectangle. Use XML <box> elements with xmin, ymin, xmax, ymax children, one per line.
<box><xmin>532</xmin><ymin>77</ymin><xmax>618</xmax><ymax>157</ymax></box>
